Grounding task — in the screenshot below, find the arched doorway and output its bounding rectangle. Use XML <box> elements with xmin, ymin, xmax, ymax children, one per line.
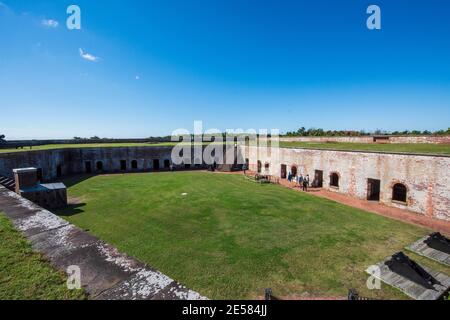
<box><xmin>291</xmin><ymin>166</ymin><xmax>297</xmax><ymax>177</ymax></box>
<box><xmin>392</xmin><ymin>183</ymin><xmax>407</xmax><ymax>203</ymax></box>
<box><xmin>330</xmin><ymin>172</ymin><xmax>339</xmax><ymax>188</ymax></box>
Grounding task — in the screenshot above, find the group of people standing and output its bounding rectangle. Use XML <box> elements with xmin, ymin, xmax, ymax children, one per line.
<box><xmin>287</xmin><ymin>172</ymin><xmax>310</xmax><ymax>191</ymax></box>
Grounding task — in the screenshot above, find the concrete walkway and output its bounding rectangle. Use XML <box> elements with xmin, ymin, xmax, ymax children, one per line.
<box><xmin>0</xmin><ymin>186</ymin><xmax>207</xmax><ymax>300</ymax></box>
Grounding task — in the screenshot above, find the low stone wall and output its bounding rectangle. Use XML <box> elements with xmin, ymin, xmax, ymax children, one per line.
<box><xmin>388</xmin><ymin>136</ymin><xmax>450</xmax><ymax>144</ymax></box>
<box><xmin>245</xmin><ymin>146</ymin><xmax>450</xmax><ymax>221</ymax></box>
<box><xmin>0</xmin><ymin>149</ymin><xmax>71</xmax><ymax>180</ymax></box>
<box><xmin>280</xmin><ymin>135</ymin><xmax>450</xmax><ymax>144</ymax></box>
<box><xmin>280</xmin><ymin>136</ymin><xmax>374</xmax><ymax>143</ymax></box>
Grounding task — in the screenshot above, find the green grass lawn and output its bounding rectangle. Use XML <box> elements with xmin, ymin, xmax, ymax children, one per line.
<box><xmin>55</xmin><ymin>172</ymin><xmax>450</xmax><ymax>300</ymax></box>
<box><xmin>0</xmin><ymin>142</ymin><xmax>180</xmax><ymax>153</ymax></box>
<box><xmin>1</xmin><ymin>140</ymin><xmax>449</xmax><ymax>155</ymax></box>
<box><xmin>0</xmin><ymin>214</ymin><xmax>85</xmax><ymax>300</ymax></box>
<box><xmin>279</xmin><ymin>141</ymin><xmax>450</xmax><ymax>155</ymax></box>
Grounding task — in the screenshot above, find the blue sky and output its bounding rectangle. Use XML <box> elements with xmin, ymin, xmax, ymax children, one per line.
<box><xmin>1</xmin><ymin>0</ymin><xmax>449</xmax><ymax>139</ymax></box>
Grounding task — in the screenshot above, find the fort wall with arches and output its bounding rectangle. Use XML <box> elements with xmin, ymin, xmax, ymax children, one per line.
<box><xmin>1</xmin><ymin>145</ymin><xmax>449</xmax><ymax>222</ymax></box>
<box><xmin>245</xmin><ymin>146</ymin><xmax>450</xmax><ymax>221</ymax></box>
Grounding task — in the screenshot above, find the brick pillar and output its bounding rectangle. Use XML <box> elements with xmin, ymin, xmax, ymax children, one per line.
<box><xmin>13</xmin><ymin>167</ymin><xmax>38</xmax><ymax>194</ymax></box>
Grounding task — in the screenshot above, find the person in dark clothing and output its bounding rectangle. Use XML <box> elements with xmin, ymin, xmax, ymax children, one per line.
<box><xmin>302</xmin><ymin>175</ymin><xmax>310</xmax><ymax>192</ymax></box>
<box><xmin>298</xmin><ymin>174</ymin><xmax>303</xmax><ymax>187</ymax></box>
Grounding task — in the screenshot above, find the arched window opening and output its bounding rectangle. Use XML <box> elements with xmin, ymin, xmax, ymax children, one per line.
<box><xmin>330</xmin><ymin>172</ymin><xmax>339</xmax><ymax>188</ymax></box>
<box><xmin>291</xmin><ymin>166</ymin><xmax>297</xmax><ymax>177</ymax></box>
<box><xmin>392</xmin><ymin>183</ymin><xmax>407</xmax><ymax>203</ymax></box>
<box><xmin>257</xmin><ymin>161</ymin><xmax>262</xmax><ymax>173</ymax></box>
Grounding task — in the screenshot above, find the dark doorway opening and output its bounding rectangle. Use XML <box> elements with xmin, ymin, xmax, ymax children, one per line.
<box><xmin>96</xmin><ymin>161</ymin><xmax>103</xmax><ymax>171</ymax></box>
<box><xmin>120</xmin><ymin>160</ymin><xmax>127</xmax><ymax>171</ymax></box>
<box><xmin>164</xmin><ymin>160</ymin><xmax>170</xmax><ymax>169</ymax></box>
<box><xmin>245</xmin><ymin>158</ymin><xmax>249</xmax><ymax>170</ymax></box>
<box><xmin>330</xmin><ymin>172</ymin><xmax>339</xmax><ymax>188</ymax></box>
<box><xmin>373</xmin><ymin>136</ymin><xmax>390</xmax><ymax>143</ymax></box>
<box><xmin>185</xmin><ymin>163</ymin><xmax>191</xmax><ymax>169</ymax></box>
<box><xmin>291</xmin><ymin>166</ymin><xmax>297</xmax><ymax>177</ymax></box>
<box><xmin>257</xmin><ymin>161</ymin><xmax>262</xmax><ymax>173</ymax></box>
<box><xmin>367</xmin><ymin>179</ymin><xmax>381</xmax><ymax>201</ymax></box>
<box><xmin>85</xmin><ymin>161</ymin><xmax>92</xmax><ymax>174</ymax></box>
<box><xmin>281</xmin><ymin>164</ymin><xmax>287</xmax><ymax>179</ymax></box>
<box><xmin>314</xmin><ymin>170</ymin><xmax>323</xmax><ymax>188</ymax></box>
<box><xmin>131</xmin><ymin>160</ymin><xmax>138</xmax><ymax>170</ymax></box>
<box><xmin>392</xmin><ymin>183</ymin><xmax>407</xmax><ymax>203</ymax></box>
<box><xmin>56</xmin><ymin>165</ymin><xmax>62</xmax><ymax>178</ymax></box>
<box><xmin>153</xmin><ymin>159</ymin><xmax>160</xmax><ymax>171</ymax></box>
<box><xmin>37</xmin><ymin>168</ymin><xmax>43</xmax><ymax>182</ymax></box>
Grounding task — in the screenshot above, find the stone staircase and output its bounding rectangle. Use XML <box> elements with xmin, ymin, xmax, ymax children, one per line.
<box><xmin>0</xmin><ymin>175</ymin><xmax>15</xmax><ymax>191</ymax></box>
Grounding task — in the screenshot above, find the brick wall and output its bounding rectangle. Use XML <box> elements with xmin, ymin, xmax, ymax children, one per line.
<box><xmin>245</xmin><ymin>146</ymin><xmax>450</xmax><ymax>221</ymax></box>
<box><xmin>280</xmin><ymin>135</ymin><xmax>450</xmax><ymax>144</ymax></box>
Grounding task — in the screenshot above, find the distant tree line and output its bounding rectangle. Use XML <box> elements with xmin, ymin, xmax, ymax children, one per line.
<box><xmin>283</xmin><ymin>127</ymin><xmax>450</xmax><ymax>137</ymax></box>
<box><xmin>73</xmin><ymin>136</ymin><xmax>110</xmax><ymax>140</ymax></box>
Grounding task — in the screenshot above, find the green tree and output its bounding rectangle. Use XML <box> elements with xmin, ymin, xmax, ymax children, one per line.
<box><xmin>296</xmin><ymin>127</ymin><xmax>306</xmax><ymax>136</ymax></box>
<box><xmin>0</xmin><ymin>134</ymin><xmax>5</xmax><ymax>143</ymax></box>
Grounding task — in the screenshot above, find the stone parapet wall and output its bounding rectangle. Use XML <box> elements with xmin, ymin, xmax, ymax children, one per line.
<box><xmin>280</xmin><ymin>135</ymin><xmax>450</xmax><ymax>144</ymax></box>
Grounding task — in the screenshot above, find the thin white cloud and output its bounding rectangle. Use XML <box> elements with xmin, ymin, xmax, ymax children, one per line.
<box><xmin>79</xmin><ymin>48</ymin><xmax>100</xmax><ymax>62</ymax></box>
<box><xmin>0</xmin><ymin>1</ymin><xmax>10</xmax><ymax>11</ymax></box>
<box><xmin>42</xmin><ymin>19</ymin><xmax>59</xmax><ymax>28</ymax></box>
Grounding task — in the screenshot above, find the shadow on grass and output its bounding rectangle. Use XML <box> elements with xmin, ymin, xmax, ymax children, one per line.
<box><xmin>57</xmin><ymin>203</ymin><xmax>86</xmax><ymax>217</ymax></box>
<box><xmin>59</xmin><ymin>174</ymin><xmax>96</xmax><ymax>188</ymax></box>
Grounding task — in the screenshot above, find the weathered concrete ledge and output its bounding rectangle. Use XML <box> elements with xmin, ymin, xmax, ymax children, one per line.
<box><xmin>0</xmin><ymin>186</ymin><xmax>207</xmax><ymax>300</ymax></box>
